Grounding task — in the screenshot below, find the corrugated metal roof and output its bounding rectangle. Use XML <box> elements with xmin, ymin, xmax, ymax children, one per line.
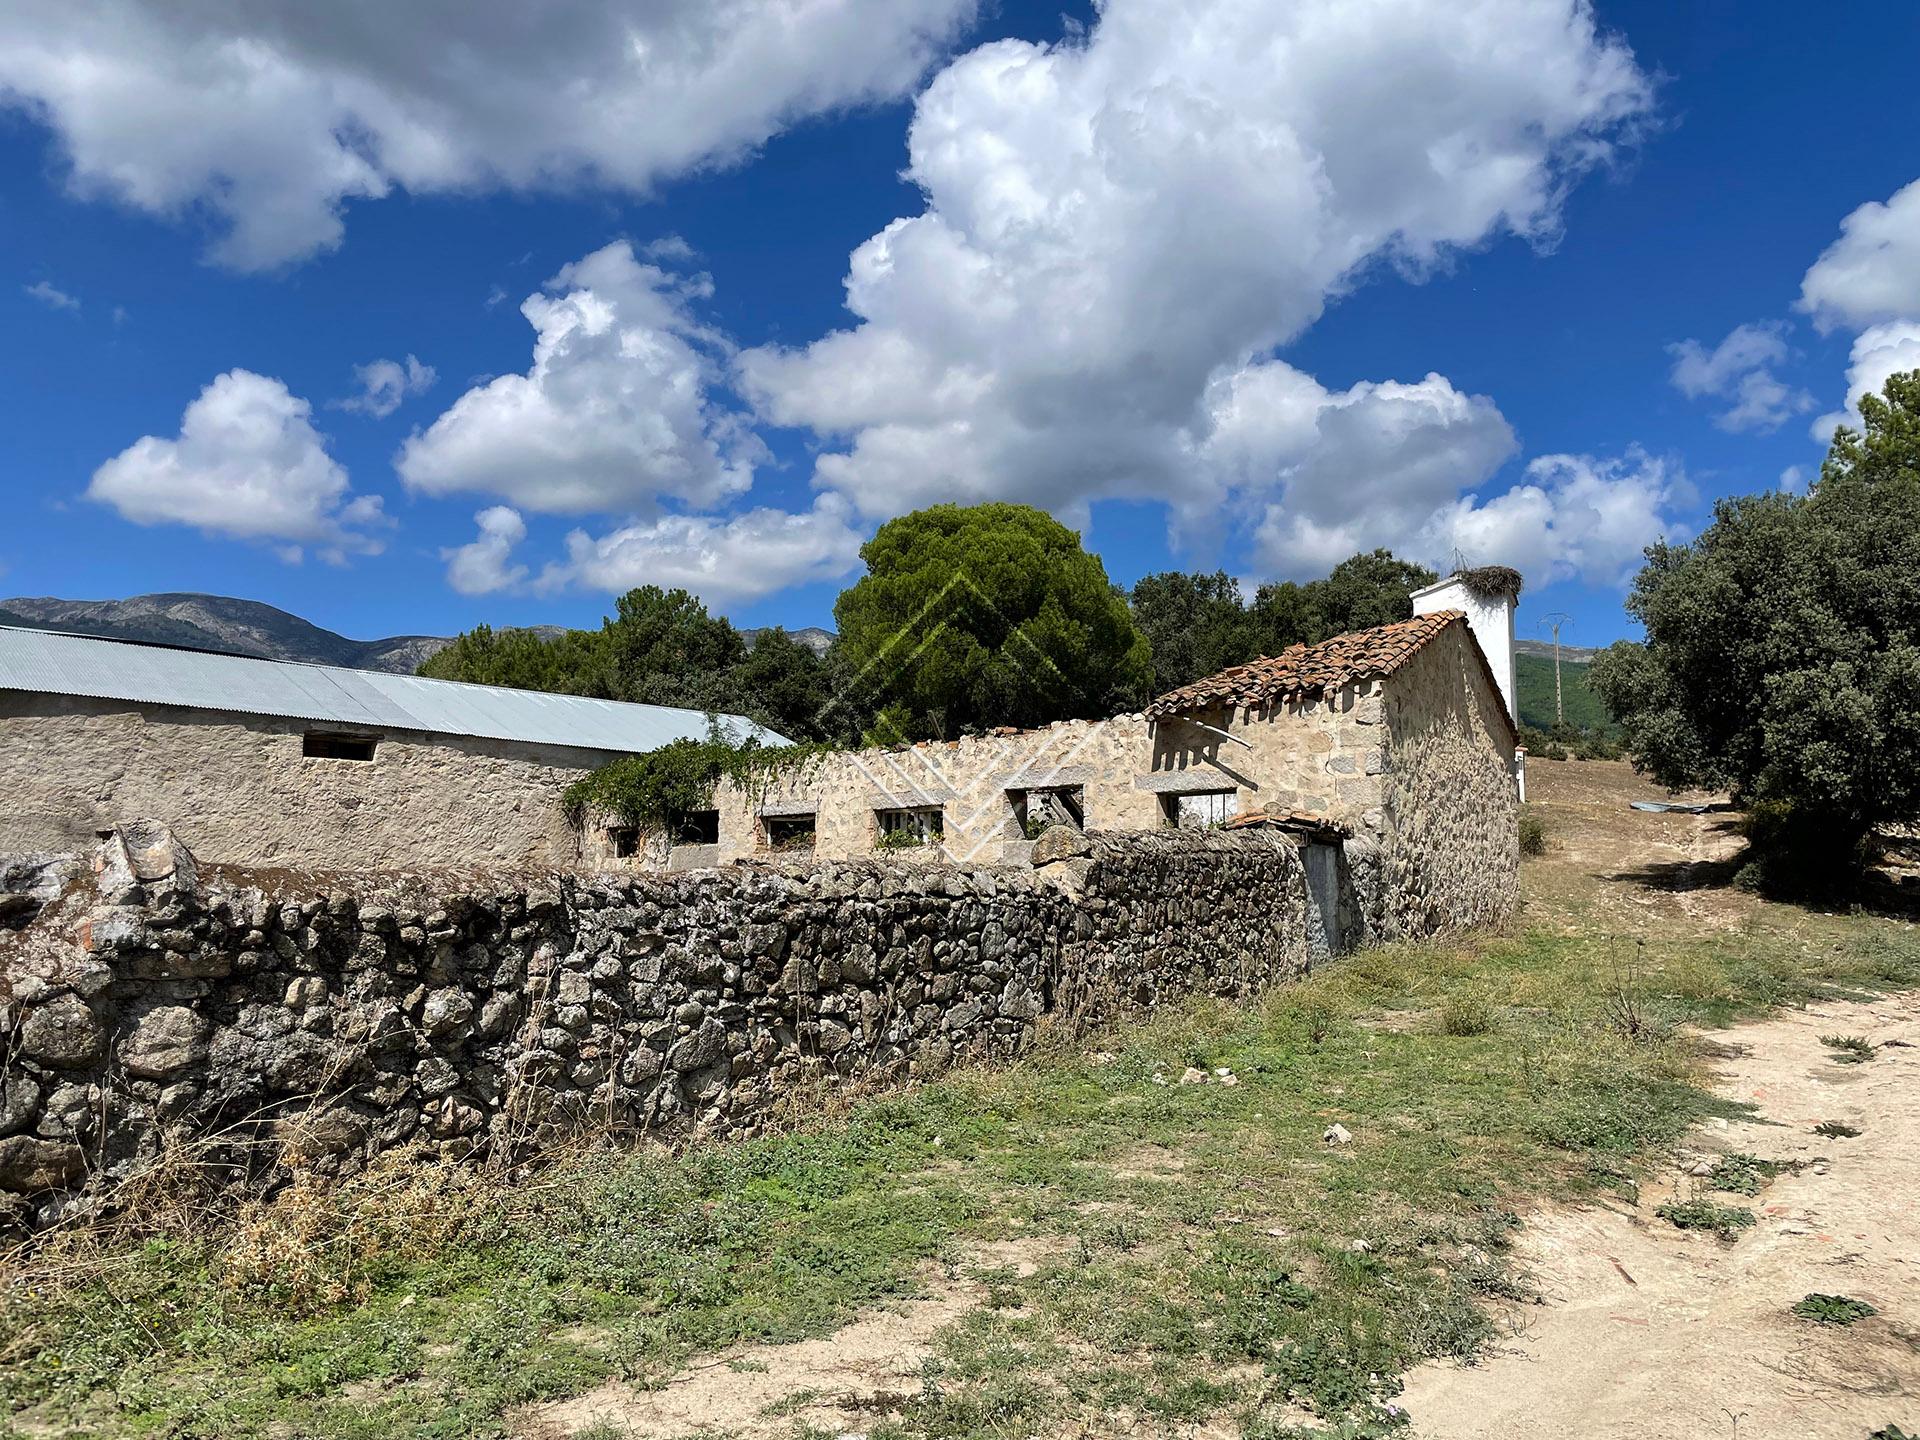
<box><xmin>0</xmin><ymin>625</ymin><xmax>790</xmax><ymax>753</ymax></box>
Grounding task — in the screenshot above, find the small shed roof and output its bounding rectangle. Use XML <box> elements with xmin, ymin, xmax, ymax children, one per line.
<box><xmin>0</xmin><ymin>625</ymin><xmax>790</xmax><ymax>754</ymax></box>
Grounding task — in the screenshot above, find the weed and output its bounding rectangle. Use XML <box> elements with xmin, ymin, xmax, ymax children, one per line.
<box><xmin>1791</xmin><ymin>1293</ymin><xmax>1877</xmax><ymax>1326</ymax></box>
<box><xmin>1437</xmin><ymin>989</ymin><xmax>1497</xmax><ymax>1037</ymax></box>
<box><xmin>1705</xmin><ymin>1153</ymin><xmax>1783</xmax><ymax>1197</ymax></box>
<box><xmin>1818</xmin><ymin>1035</ymin><xmax>1877</xmax><ymax>1064</ymax></box>
<box><xmin>1654</xmin><ymin>1199</ymin><xmax>1757</xmax><ymax>1240</ymax></box>
<box><xmin>1812</xmin><ymin>1120</ymin><xmax>1861</xmax><ymax>1139</ymax></box>
<box><xmin>1870</xmin><ymin>1427</ymin><xmax>1913</xmax><ymax>1440</ymax></box>
<box><xmin>1603</xmin><ymin>941</ymin><xmax>1666</xmax><ymax>1043</ymax></box>
<box><xmin>1518</xmin><ymin>809</ymin><xmax>1547</xmax><ymax>857</ymax></box>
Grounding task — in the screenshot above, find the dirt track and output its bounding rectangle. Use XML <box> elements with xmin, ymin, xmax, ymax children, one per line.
<box><xmin>1403</xmin><ymin>760</ymin><xmax>1919</xmax><ymax>1438</ymax></box>
<box><xmin>1400</xmin><ymin>989</ymin><xmax>1919</xmax><ymax>1439</ymax></box>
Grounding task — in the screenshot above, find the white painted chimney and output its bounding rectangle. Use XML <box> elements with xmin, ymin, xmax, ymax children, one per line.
<box><xmin>1410</xmin><ymin>569</ymin><xmax>1520</xmax><ymax>727</ymax></box>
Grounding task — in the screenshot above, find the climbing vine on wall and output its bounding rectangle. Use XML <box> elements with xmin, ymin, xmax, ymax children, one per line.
<box><xmin>565</xmin><ymin>734</ymin><xmax>840</xmax><ymax>835</ymax></box>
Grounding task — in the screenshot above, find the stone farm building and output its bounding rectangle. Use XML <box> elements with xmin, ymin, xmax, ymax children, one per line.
<box><xmin>0</xmin><ymin>572</ymin><xmax>1519</xmax><ymax>935</ymax></box>
<box><xmin>0</xmin><ymin>625</ymin><xmax>785</xmax><ymax>869</ymax></box>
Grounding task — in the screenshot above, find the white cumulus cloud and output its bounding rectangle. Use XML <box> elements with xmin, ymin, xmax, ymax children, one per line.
<box><xmin>539</xmin><ymin>494</ymin><xmax>864</xmax><ymax>606</ymax></box>
<box><xmin>0</xmin><ymin>0</ymin><xmax>979</xmax><ymax>269</ymax></box>
<box><xmin>1809</xmin><ymin>320</ymin><xmax>1920</xmax><ymax>443</ymax></box>
<box><xmin>398</xmin><ymin>241</ymin><xmax>762</xmax><ymax>516</ymax></box>
<box><xmin>442</xmin><ymin>506</ymin><xmax>530</xmax><ymax>596</ymax></box>
<box><xmin>740</xmin><ymin>0</ymin><xmax>1651</xmax><ymax>554</ymax></box>
<box><xmin>1798</xmin><ymin>178</ymin><xmax>1920</xmax><ymax>335</ymax></box>
<box><xmin>1424</xmin><ymin>447</ymin><xmax>1690</xmax><ymax>589</ymax></box>
<box><xmin>1665</xmin><ymin>322</ymin><xmax>1812</xmax><ymax>434</ymax></box>
<box><xmin>337</xmin><ymin>354</ymin><xmax>436</xmax><ymax>418</ymax></box>
<box><xmin>1206</xmin><ymin>364</ymin><xmax>1518</xmax><ymax>577</ymax></box>
<box><xmin>87</xmin><ymin>369</ymin><xmax>386</xmax><ymax>561</ymax></box>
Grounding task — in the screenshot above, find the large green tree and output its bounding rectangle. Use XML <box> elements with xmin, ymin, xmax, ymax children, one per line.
<box><xmin>834</xmin><ymin>503</ymin><xmax>1152</xmax><ymax>737</ymax></box>
<box><xmin>419</xmin><ymin>586</ymin><xmax>842</xmax><ymax>741</ymax></box>
<box><xmin>1129</xmin><ymin>570</ymin><xmax>1258</xmax><ymax>692</ymax></box>
<box><xmin>1592</xmin><ymin>370</ymin><xmax>1920</xmax><ymax>885</ymax></box>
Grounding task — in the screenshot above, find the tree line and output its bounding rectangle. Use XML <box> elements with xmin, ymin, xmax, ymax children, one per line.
<box><xmin>420</xmin><ymin>502</ymin><xmax>1437</xmax><ymax>746</ymax></box>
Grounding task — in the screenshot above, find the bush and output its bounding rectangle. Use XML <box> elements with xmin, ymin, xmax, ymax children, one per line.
<box><xmin>1518</xmin><ymin>810</ymin><xmax>1546</xmax><ymax>857</ymax></box>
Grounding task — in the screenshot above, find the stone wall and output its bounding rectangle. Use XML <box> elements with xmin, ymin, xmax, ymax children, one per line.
<box><xmin>0</xmin><ymin>824</ymin><xmax>1324</xmax><ymax>1232</ymax></box>
<box><xmin>0</xmin><ymin>693</ymin><xmax>603</xmax><ymax>870</ymax></box>
<box><xmin>1375</xmin><ymin>624</ymin><xmax>1520</xmax><ymax>935</ymax></box>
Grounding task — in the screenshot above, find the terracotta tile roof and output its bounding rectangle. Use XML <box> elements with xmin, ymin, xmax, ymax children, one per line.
<box><xmin>1145</xmin><ymin>611</ymin><xmax>1467</xmax><ymax>719</ymax></box>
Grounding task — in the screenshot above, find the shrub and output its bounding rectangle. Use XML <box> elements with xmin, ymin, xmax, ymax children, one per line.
<box><xmin>1819</xmin><ymin>1035</ymin><xmax>1877</xmax><ymax>1065</ymax></box>
<box><xmin>1518</xmin><ymin>810</ymin><xmax>1546</xmax><ymax>857</ymax></box>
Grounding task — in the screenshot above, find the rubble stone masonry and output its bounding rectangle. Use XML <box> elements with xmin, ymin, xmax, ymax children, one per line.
<box><xmin>0</xmin><ymin>823</ymin><xmax>1340</xmax><ymax>1232</ymax></box>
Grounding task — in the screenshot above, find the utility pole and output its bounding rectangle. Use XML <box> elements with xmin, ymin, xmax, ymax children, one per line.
<box><xmin>1540</xmin><ymin>613</ymin><xmax>1572</xmax><ymax>727</ymax></box>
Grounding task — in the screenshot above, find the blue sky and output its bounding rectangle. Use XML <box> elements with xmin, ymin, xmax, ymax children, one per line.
<box><xmin>5</xmin><ymin>0</ymin><xmax>1919</xmax><ymax>654</ymax></box>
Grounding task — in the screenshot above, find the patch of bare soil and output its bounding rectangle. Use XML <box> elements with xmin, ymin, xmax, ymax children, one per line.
<box><xmin>1520</xmin><ymin>759</ymin><xmax>1754</xmax><ymax>933</ymax></box>
<box><xmin>1400</xmin><ymin>991</ymin><xmax>1920</xmax><ymax>1439</ymax></box>
<box><xmin>511</xmin><ymin>1237</ymin><xmax>1066</xmax><ymax>1440</ymax></box>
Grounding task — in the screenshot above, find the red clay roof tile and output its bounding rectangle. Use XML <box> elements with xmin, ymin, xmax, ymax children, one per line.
<box><xmin>1145</xmin><ymin>611</ymin><xmax>1466</xmax><ymax>719</ymax></box>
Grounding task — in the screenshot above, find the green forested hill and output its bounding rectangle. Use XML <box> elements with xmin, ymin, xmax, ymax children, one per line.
<box><xmin>1515</xmin><ymin>651</ymin><xmax>1615</xmax><ymax>735</ymax></box>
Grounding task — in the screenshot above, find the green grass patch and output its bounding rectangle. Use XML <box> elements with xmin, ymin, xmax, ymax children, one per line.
<box><xmin>1705</xmin><ymin>1152</ymin><xmax>1785</xmax><ymax>1197</ymax></box>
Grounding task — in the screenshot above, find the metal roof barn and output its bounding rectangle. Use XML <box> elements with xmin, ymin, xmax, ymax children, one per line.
<box><xmin>0</xmin><ymin>626</ymin><xmax>790</xmax><ymax>753</ymax></box>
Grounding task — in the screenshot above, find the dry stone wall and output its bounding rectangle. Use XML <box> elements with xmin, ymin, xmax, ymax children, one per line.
<box><xmin>0</xmin><ymin>824</ymin><xmax>1327</xmax><ymax>1233</ymax></box>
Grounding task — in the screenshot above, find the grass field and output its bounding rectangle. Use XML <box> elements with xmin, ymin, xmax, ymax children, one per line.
<box><xmin>3</xmin><ymin>765</ymin><xmax>1915</xmax><ymax>1439</ymax></box>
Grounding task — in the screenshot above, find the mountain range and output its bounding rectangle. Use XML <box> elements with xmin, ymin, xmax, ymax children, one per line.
<box><xmin>0</xmin><ymin>592</ymin><xmax>836</xmax><ymax>673</ymax></box>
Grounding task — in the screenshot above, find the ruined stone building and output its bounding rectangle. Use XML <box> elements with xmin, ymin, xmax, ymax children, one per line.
<box><xmin>0</xmin><ymin>571</ymin><xmax>1518</xmax><ymax>935</ymax></box>
<box><xmin>0</xmin><ymin>625</ymin><xmax>784</xmax><ymax>869</ymax></box>
<box><xmin>620</xmin><ymin>571</ymin><xmax>1518</xmax><ymax>937</ymax></box>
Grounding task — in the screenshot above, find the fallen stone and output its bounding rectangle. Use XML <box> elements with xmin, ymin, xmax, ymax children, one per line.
<box><xmin>1324</xmin><ymin>1122</ymin><xmax>1353</xmax><ymax>1145</ymax></box>
<box><xmin>1180</xmin><ymin>1066</ymin><xmax>1208</xmax><ymax>1085</ymax></box>
<box><xmin>1029</xmin><ymin>824</ymin><xmax>1093</xmax><ymax>866</ymax></box>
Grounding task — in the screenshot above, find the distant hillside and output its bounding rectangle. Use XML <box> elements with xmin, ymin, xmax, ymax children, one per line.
<box><xmin>740</xmin><ymin>625</ymin><xmax>834</xmax><ymax>656</ymax></box>
<box><xmin>1515</xmin><ymin>650</ymin><xmax>1616</xmax><ymax>735</ymax></box>
<box><xmin>1514</xmin><ymin>637</ymin><xmax>1600</xmax><ymax>664</ymax></box>
<box><xmin>0</xmin><ymin>593</ymin><xmax>450</xmax><ymax>674</ymax></box>
<box><xmin>0</xmin><ymin>593</ymin><xmax>839</xmax><ymax>675</ymax></box>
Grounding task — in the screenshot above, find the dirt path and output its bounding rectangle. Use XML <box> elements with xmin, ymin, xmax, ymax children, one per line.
<box><xmin>515</xmin><ymin>1238</ymin><xmax>1064</xmax><ymax>1439</ymax></box>
<box><xmin>1400</xmin><ymin>990</ymin><xmax>1920</xmax><ymax>1439</ymax></box>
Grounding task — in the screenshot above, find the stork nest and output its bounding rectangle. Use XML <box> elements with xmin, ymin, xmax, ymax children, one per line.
<box><xmin>1455</xmin><ymin>564</ymin><xmax>1523</xmax><ymax>600</ymax></box>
